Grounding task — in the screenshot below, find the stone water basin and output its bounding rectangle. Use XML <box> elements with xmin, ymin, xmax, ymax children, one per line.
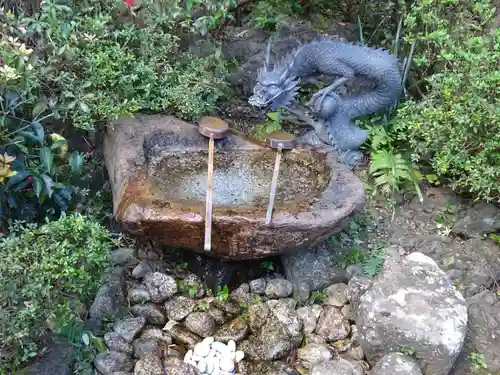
<box><xmin>104</xmin><ymin>114</ymin><xmax>365</xmax><ymax>260</ymax></box>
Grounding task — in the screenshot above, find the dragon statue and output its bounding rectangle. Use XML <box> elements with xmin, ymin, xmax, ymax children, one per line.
<box><xmin>248</xmin><ymin>38</ymin><xmax>403</xmax><ymax>166</ymax></box>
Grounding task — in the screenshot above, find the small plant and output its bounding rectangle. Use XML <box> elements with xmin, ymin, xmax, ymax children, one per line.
<box><xmin>260</xmin><ymin>260</ymin><xmax>275</xmax><ymax>271</ymax></box>
<box><xmin>216</xmin><ymin>285</ymin><xmax>230</xmax><ymax>301</ymax></box>
<box><xmin>0</xmin><ymin>213</ymin><xmax>114</xmax><ymax>371</ymax></box>
<box><xmin>470</xmin><ymin>352</ymin><xmax>490</xmax><ymax>374</ymax></box>
<box><xmin>334</xmin><ymin>248</ymin><xmax>386</xmax><ymax>277</ymax></box>
<box><xmin>251</xmin><ymin>111</ymin><xmax>283</xmax><ymax>141</ymax></box>
<box><xmin>305</xmin><ymin>289</ymin><xmax>326</xmax><ymax>305</ymax></box>
<box><xmin>195</xmin><ymin>300</ymin><xmax>211</xmax><ymax>312</ymax></box>
<box><xmin>176</xmin><ymin>262</ymin><xmax>188</xmax><ymax>269</ymax></box>
<box><xmin>399</xmin><ymin>345</ymin><xmax>417</xmax><ymax>358</ymax></box>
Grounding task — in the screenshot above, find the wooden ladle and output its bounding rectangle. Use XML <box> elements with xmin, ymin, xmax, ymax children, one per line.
<box><xmin>264</xmin><ymin>131</ymin><xmax>296</xmax><ymax>226</ymax></box>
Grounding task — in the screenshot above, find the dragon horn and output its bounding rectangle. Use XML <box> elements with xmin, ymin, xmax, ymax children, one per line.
<box><xmin>264</xmin><ymin>37</ymin><xmax>272</xmax><ymax>70</ymax></box>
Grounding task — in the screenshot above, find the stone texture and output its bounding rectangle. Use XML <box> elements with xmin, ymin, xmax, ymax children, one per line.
<box><xmin>94</xmin><ymin>351</ymin><xmax>134</xmax><ymax>375</ymax></box>
<box><xmin>356</xmin><ymin>252</ymin><xmax>468</xmax><ymax>375</ymax></box>
<box><xmin>164</xmin><ymin>295</ymin><xmax>196</xmax><ymax>321</ymax></box>
<box><xmin>143</xmin><ymin>272</ymin><xmax>177</xmax><ymax>303</ymax></box>
<box><xmin>315</xmin><ymin>306</ymin><xmax>350</xmax><ymax>342</ymax></box>
<box><xmin>451</xmin><ymin>203</ymin><xmax>500</xmax><ymax>238</ymax></box>
<box><xmin>113</xmin><ymin>317</ymin><xmax>146</xmax><ymax>343</ymax></box>
<box><xmin>265</xmin><ymin>278</ymin><xmax>293</xmax><ymax>298</ymax></box>
<box><xmin>297</xmin><ymin>343</ymin><xmax>334</xmax><ymax>369</ymax></box>
<box><xmin>134</xmin><ymin>354</ymin><xmax>163</xmax><ymax>375</ymax></box>
<box><xmin>184</xmin><ymin>312</ymin><xmax>217</xmax><ymax>338</ymax></box>
<box><xmin>372</xmin><ymin>353</ymin><xmax>423</xmax><ymax>375</ymax></box>
<box><xmin>130</xmin><ymin>303</ymin><xmax>166</xmax><ymax>325</ymax></box>
<box><xmin>282</xmin><ymin>242</ymin><xmax>348</xmax><ymax>295</ymax></box>
<box><xmin>308</xmin><ymin>358</ymin><xmax>357</xmax><ymax>375</ymax></box>
<box><xmin>104</xmin><ymin>114</ymin><xmax>365</xmax><ymax>260</ymax></box>
<box><xmin>89</xmin><ymin>267</ymin><xmax>125</xmax><ymax>323</ymax></box>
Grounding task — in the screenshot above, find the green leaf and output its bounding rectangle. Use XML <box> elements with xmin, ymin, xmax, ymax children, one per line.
<box><xmin>78</xmin><ymin>101</ymin><xmax>90</xmax><ymax>113</ymax></box>
<box><xmin>31</xmin><ymin>121</ymin><xmax>45</xmax><ymax>145</ymax></box>
<box><xmin>39</xmin><ymin>147</ymin><xmax>53</xmax><ymax>173</ymax></box>
<box><xmin>50</xmin><ymin>140</ymin><xmax>67</xmax><ymax>150</ymax></box>
<box><xmin>33</xmin><ymin>176</ymin><xmax>44</xmax><ymax>197</ymax></box>
<box><xmin>68</xmin><ymin>152</ymin><xmax>84</xmax><ymax>175</ymax></box>
<box><xmin>32</xmin><ymin>101</ymin><xmax>47</xmax><ymax>118</ymax></box>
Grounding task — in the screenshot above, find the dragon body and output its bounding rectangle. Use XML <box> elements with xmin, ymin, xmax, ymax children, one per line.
<box><xmin>248</xmin><ymin>39</ymin><xmax>402</xmax><ymax>166</ymax></box>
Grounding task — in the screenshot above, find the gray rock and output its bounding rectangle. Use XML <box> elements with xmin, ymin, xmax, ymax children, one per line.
<box><xmin>132</xmin><ymin>338</ymin><xmax>161</xmax><ymax>359</ymax></box>
<box><xmin>294</xmin><ymin>280</ymin><xmax>312</xmax><ymax>303</ymax></box>
<box><xmin>110</xmin><ymin>247</ymin><xmax>136</xmax><ymax>266</ymax></box>
<box><xmin>324</xmin><ymin>283</ymin><xmax>349</xmax><ymax>307</ymax></box>
<box><xmin>167</xmin><ymin>323</ymin><xmax>202</xmax><ymax>347</ymax></box>
<box><xmin>308</xmin><ymin>358</ymin><xmax>356</xmax><ymax>375</ymax></box>
<box><xmin>356</xmin><ymin>252</ymin><xmax>468</xmax><ymax>375</ymax></box>
<box><xmin>89</xmin><ymin>267</ymin><xmax>125</xmax><ymax>322</ymax></box>
<box><xmin>128</xmin><ymin>285</ymin><xmax>151</xmax><ymax>304</ymax></box>
<box><xmin>372</xmin><ymin>353</ymin><xmax>423</xmax><ymax>375</ymax></box>
<box><xmin>238</xmin><ymin>360</ymin><xmax>300</xmax><ymax>375</ymax></box>
<box><xmin>94</xmin><ymin>351</ymin><xmax>134</xmax><ymax>375</ymax></box>
<box><xmin>140</xmin><ymin>327</ymin><xmax>173</xmax><ymax>345</ymax></box>
<box><xmin>269</xmin><ymin>301</ymin><xmax>303</xmax><ymax>343</ymax></box>
<box><xmin>452</xmin><ymin>203</ymin><xmax>500</xmax><ymax>238</ymax></box>
<box><xmin>181</xmin><ymin>273</ymin><xmax>205</xmax><ymax>298</ymax></box>
<box><xmin>297</xmin><ymin>343</ymin><xmax>334</xmax><ymax>369</ymax></box>
<box><xmin>296</xmin><ymin>305</ymin><xmax>321</xmax><ymax>334</ymax></box>
<box><xmin>13</xmin><ymin>334</ymin><xmax>74</xmax><ymax>375</ymax></box>
<box><xmin>132</xmin><ymin>260</ymin><xmax>153</xmax><ymax>279</ymax></box>
<box><xmin>246</xmin><ymin>314</ymin><xmax>295</xmax><ymax>361</ymax></box>
<box><xmin>114</xmin><ymin>317</ymin><xmax>147</xmax><ymax>342</ymax></box>
<box><xmin>184</xmin><ymin>312</ymin><xmax>216</xmax><ymax>338</ymax></box>
<box><xmin>134</xmin><ymin>354</ymin><xmax>163</xmax><ymax>375</ymax></box>
<box><xmin>130</xmin><ymin>303</ymin><xmax>166</xmax><ymax>325</ymax></box>
<box><xmin>163</xmin><ymin>356</ymin><xmax>201</xmax><ymax>375</ymax></box>
<box><xmin>143</xmin><ymin>272</ymin><xmax>178</xmax><ymax>303</ymax></box>
<box><xmin>340</xmin><ymin>304</ymin><xmax>355</xmax><ymax>321</ymax></box>
<box><xmin>345</xmin><ymin>274</ymin><xmax>372</xmax><ymax>310</ymax></box>
<box><xmin>315</xmin><ymin>306</ymin><xmax>350</xmax><ymax>342</ymax></box>
<box><xmin>104</xmin><ymin>332</ymin><xmax>133</xmax><ymax>354</ymax></box>
<box><xmin>265</xmin><ymin>278</ymin><xmax>293</xmax><ymax>298</ymax></box>
<box><xmin>248</xmin><ymin>302</ymin><xmax>270</xmax><ymax>333</ymax></box>
<box><xmin>207</xmin><ymin>305</ymin><xmax>227</xmax><ymax>325</ymax></box>
<box><xmin>249</xmin><ymin>278</ymin><xmax>267</xmax><ymax>294</ymax></box>
<box><xmin>282</xmin><ymin>243</ymin><xmax>348</xmax><ymax>297</ymax></box>
<box><xmin>164</xmin><ymin>295</ymin><xmax>196</xmax><ymax>321</ymax></box>
<box><xmin>214</xmin><ymin>316</ymin><xmax>250</xmax><ymax>342</ymax></box>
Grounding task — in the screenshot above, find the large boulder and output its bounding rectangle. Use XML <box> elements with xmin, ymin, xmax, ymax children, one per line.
<box><xmin>356</xmin><ymin>251</ymin><xmax>468</xmax><ymax>375</ymax></box>
<box><xmin>104</xmin><ymin>114</ymin><xmax>364</xmax><ymax>260</ymax></box>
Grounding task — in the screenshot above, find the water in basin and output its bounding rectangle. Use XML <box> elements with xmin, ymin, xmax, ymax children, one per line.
<box><xmin>148</xmin><ymin>149</ymin><xmax>331</xmax><ymax>209</ymax></box>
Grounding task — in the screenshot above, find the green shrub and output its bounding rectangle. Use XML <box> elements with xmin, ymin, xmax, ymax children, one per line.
<box><xmin>0</xmin><ymin>0</ymin><xmax>229</xmax><ymax>130</ymax></box>
<box><xmin>0</xmin><ymin>213</ymin><xmax>114</xmax><ymax>371</ymax></box>
<box><xmin>393</xmin><ymin>1</ymin><xmax>499</xmax><ymax>202</ymax></box>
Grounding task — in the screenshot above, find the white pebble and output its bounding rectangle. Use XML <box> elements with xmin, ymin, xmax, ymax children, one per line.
<box><xmin>235</xmin><ymin>350</ymin><xmax>245</xmax><ymax>363</ymax></box>
<box><xmin>185</xmin><ymin>359</ymin><xmax>197</xmax><ymax>367</ymax></box>
<box><xmin>206</xmin><ymin>358</ymin><xmax>215</xmax><ymax>374</ymax></box>
<box><xmin>227</xmin><ymin>340</ymin><xmax>236</xmax><ymax>352</ymax></box>
<box><xmin>212</xmin><ymin>341</ymin><xmax>230</xmax><ymax>355</ymax></box>
<box><xmin>184</xmin><ymin>349</ymin><xmax>193</xmax><ymax>362</ymax></box>
<box><xmin>192</xmin><ymin>354</ymin><xmax>203</xmax><ymax>362</ymax></box>
<box><xmin>219</xmin><ymin>357</ymin><xmax>235</xmax><ymax>372</ymax></box>
<box><xmin>197</xmin><ymin>358</ymin><xmax>208</xmax><ymax>373</ymax></box>
<box><xmin>194</xmin><ymin>342</ymin><xmax>211</xmax><ymax>357</ymax></box>
<box><xmin>204</xmin><ymin>336</ymin><xmax>215</xmax><ymax>345</ymax></box>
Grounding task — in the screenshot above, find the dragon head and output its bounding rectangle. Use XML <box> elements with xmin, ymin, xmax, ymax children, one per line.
<box><xmin>248</xmin><ymin>38</ymin><xmax>301</xmax><ymax>110</ymax></box>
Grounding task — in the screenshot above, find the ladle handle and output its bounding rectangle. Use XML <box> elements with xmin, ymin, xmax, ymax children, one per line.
<box><xmin>204</xmin><ymin>135</ymin><xmax>215</xmax><ymax>251</ymax></box>
<box><xmin>265</xmin><ymin>147</ymin><xmax>283</xmax><ymax>226</ymax></box>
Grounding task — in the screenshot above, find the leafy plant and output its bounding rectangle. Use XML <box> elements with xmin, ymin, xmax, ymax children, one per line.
<box><xmin>251</xmin><ymin>110</ymin><xmax>283</xmax><ymax>141</ymax></box>
<box><xmin>0</xmin><ymin>213</ymin><xmax>114</xmax><ymax>372</ymax></box>
<box><xmin>334</xmin><ymin>248</ymin><xmax>386</xmax><ymax>277</ymax></box>
<box><xmin>216</xmin><ymin>284</ymin><xmax>230</xmax><ymax>301</ymax></box>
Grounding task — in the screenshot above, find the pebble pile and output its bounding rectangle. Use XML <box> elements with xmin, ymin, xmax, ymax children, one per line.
<box><xmin>184</xmin><ymin>337</ymin><xmax>245</xmax><ymax>375</ymax></box>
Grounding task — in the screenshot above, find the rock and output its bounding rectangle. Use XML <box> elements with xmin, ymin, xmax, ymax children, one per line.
<box><xmin>104</xmin><ymin>114</ymin><xmax>365</xmax><ymax>260</ymax></box>
<box><xmin>164</xmin><ymin>295</ymin><xmax>196</xmax><ymax>321</ymax></box>
<box><xmin>140</xmin><ymin>327</ymin><xmax>172</xmax><ymax>345</ymax></box>
<box><xmin>143</xmin><ymin>272</ymin><xmax>178</xmax><ymax>303</ymax></box>
<box><xmin>340</xmin><ymin>304</ymin><xmax>354</xmax><ymax>321</ymax></box>
<box><xmin>356</xmin><ymin>252</ymin><xmax>468</xmax><ymax>375</ymax></box>
<box><xmin>246</xmin><ymin>314</ymin><xmax>295</xmax><ymax>361</ymax></box>
<box><xmin>132</xmin><ymin>260</ymin><xmax>153</xmax><ymax>279</ymax></box>
<box><xmin>207</xmin><ymin>305</ymin><xmax>227</xmax><ymax>325</ymax></box>
<box><xmin>294</xmin><ymin>280</ymin><xmax>312</xmax><ymax>303</ymax></box>
<box><xmin>265</xmin><ymin>278</ymin><xmax>294</xmax><ymax>298</ymax></box>
<box><xmin>104</xmin><ymin>332</ymin><xmax>133</xmax><ymax>354</ymax></box>
<box><xmin>181</xmin><ymin>273</ymin><xmax>206</xmax><ymax>299</ymax></box>
<box><xmin>114</xmin><ymin>317</ymin><xmax>147</xmax><ymax>342</ymax></box>
<box><xmin>132</xmin><ymin>338</ymin><xmax>161</xmax><ymax>359</ymax></box>
<box><xmin>461</xmin><ymin>290</ymin><xmax>500</xmax><ymax>373</ymax></box>
<box><xmin>94</xmin><ymin>351</ymin><xmax>134</xmax><ymax>375</ymax></box>
<box><xmin>372</xmin><ymin>353</ymin><xmax>423</xmax><ymax>375</ymax></box>
<box><xmin>324</xmin><ymin>283</ymin><xmax>349</xmax><ymax>307</ymax></box>
<box><xmin>249</xmin><ymin>278</ymin><xmax>267</xmax><ymax>294</ymax></box>
<box><xmin>315</xmin><ymin>306</ymin><xmax>350</xmax><ymax>342</ymax></box>
<box><xmin>346</xmin><ymin>274</ymin><xmax>371</xmax><ymax>310</ymax></box>
<box><xmin>297</xmin><ymin>343</ymin><xmax>335</xmax><ymax>369</ymax></box>
<box><xmin>238</xmin><ymin>360</ymin><xmax>300</xmax><ymax>375</ymax></box>
<box><xmin>128</xmin><ymin>285</ymin><xmax>151</xmax><ymax>304</ymax></box>
<box><xmin>111</xmin><ymin>247</ymin><xmax>136</xmax><ymax>266</ymax></box>
<box><xmin>282</xmin><ymin>243</ymin><xmax>348</xmax><ymax>297</ymax></box>
<box><xmin>89</xmin><ymin>267</ymin><xmax>125</xmax><ymax>323</ymax></box>
<box><xmin>451</xmin><ymin>203</ymin><xmax>500</xmax><ymax>238</ymax></box>
<box><xmin>308</xmin><ymin>358</ymin><xmax>356</xmax><ymax>375</ymax></box>
<box><xmin>134</xmin><ymin>354</ymin><xmax>163</xmax><ymax>375</ymax></box>
<box><xmin>13</xmin><ymin>334</ymin><xmax>74</xmax><ymax>375</ymax></box>
<box><xmin>248</xmin><ymin>302</ymin><xmax>270</xmax><ymax>332</ymax></box>
<box><xmin>130</xmin><ymin>303</ymin><xmax>166</xmax><ymax>325</ymax></box>
<box><xmin>164</xmin><ymin>356</ymin><xmax>200</xmax><ymax>375</ymax></box>
<box><xmin>166</xmin><ymin>322</ymin><xmax>202</xmax><ymax>347</ymax></box>
<box><xmin>214</xmin><ymin>316</ymin><xmax>250</xmax><ymax>342</ymax></box>
<box><xmin>269</xmin><ymin>301</ymin><xmax>303</xmax><ymax>343</ymax></box>
<box><xmin>185</xmin><ymin>312</ymin><xmax>217</xmax><ymax>338</ymax></box>
<box><xmin>297</xmin><ymin>306</ymin><xmax>321</xmax><ymax>334</ymax></box>
<box><xmin>305</xmin><ymin>333</ymin><xmax>327</xmax><ymax>344</ymax></box>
